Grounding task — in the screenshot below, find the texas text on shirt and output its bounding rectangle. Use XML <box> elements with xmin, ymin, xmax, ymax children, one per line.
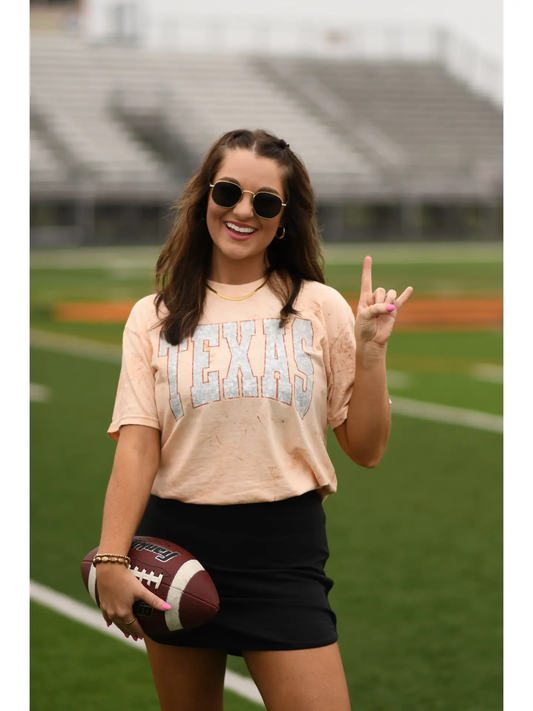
<box><xmin>108</xmin><ymin>274</ymin><xmax>357</xmax><ymax>505</ymax></box>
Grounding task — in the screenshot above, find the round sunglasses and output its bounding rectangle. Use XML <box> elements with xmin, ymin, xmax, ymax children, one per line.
<box><xmin>209</xmin><ymin>181</ymin><xmax>287</xmax><ymax>220</ymax></box>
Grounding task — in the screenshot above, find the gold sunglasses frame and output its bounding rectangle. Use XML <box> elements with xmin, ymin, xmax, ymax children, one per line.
<box><xmin>209</xmin><ymin>181</ymin><xmax>287</xmax><ymax>220</ymax></box>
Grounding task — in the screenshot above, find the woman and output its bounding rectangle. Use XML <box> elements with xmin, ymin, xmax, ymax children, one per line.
<box><xmin>95</xmin><ymin>128</ymin><xmax>413</xmax><ymax>711</ymax></box>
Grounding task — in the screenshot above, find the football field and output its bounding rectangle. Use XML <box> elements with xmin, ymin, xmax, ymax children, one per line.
<box><xmin>30</xmin><ymin>243</ymin><xmax>502</xmax><ymax>710</ymax></box>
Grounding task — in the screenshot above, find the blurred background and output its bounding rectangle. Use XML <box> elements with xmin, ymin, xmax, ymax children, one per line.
<box><xmin>30</xmin><ymin>0</ymin><xmax>502</xmax><ymax>246</ymax></box>
<box><xmin>30</xmin><ymin>0</ymin><xmax>503</xmax><ymax>709</ymax></box>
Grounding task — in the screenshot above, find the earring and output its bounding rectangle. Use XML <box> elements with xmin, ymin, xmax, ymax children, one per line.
<box><xmin>276</xmin><ymin>227</ymin><xmax>285</xmax><ymax>239</ymax></box>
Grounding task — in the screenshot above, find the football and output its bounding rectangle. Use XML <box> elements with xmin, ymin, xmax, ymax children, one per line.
<box><xmin>81</xmin><ymin>536</ymin><xmax>220</xmax><ymax>636</ymax></box>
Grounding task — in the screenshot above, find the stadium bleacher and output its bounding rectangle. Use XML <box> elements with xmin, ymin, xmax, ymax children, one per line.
<box><xmin>30</xmin><ymin>31</ymin><xmax>502</xmax><ymax>242</ymax></box>
<box><xmin>259</xmin><ymin>57</ymin><xmax>502</xmax><ymax>198</ymax></box>
<box><xmin>31</xmin><ymin>36</ymin><xmax>381</xmax><ymax>201</ymax></box>
<box><xmin>30</xmin><ymin>128</ymin><xmax>69</xmax><ymax>187</ymax></box>
<box><xmin>31</xmin><ymin>38</ymin><xmax>177</xmax><ymax>199</ymax></box>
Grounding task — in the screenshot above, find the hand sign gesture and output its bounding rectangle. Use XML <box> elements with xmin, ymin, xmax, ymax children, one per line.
<box><xmin>355</xmin><ymin>255</ymin><xmax>414</xmax><ymax>347</ymax></box>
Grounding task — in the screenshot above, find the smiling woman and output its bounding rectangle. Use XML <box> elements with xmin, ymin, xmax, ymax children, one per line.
<box><xmin>154</xmin><ymin>128</ymin><xmax>324</xmax><ymax>348</ymax></box>
<box><xmin>207</xmin><ymin>151</ymin><xmax>287</xmax><ymax>261</ymax></box>
<box><xmin>96</xmin><ymin>127</ymin><xmax>412</xmax><ymax>711</ymax></box>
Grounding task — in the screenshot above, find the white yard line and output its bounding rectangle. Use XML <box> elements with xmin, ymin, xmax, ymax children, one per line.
<box><xmin>391</xmin><ymin>397</ymin><xmax>502</xmax><ymax>433</ymax></box>
<box><xmin>31</xmin><ymin>329</ymin><xmax>122</xmax><ymax>363</ymax></box>
<box><xmin>322</xmin><ymin>243</ymin><xmax>502</xmax><ymax>264</ymax></box>
<box><xmin>30</xmin><ymin>329</ymin><xmax>502</xmax><ymax>433</ymax></box>
<box><xmin>30</xmin><ymin>243</ymin><xmax>503</xmax><ymax>269</ymax></box>
<box><xmin>30</xmin><ymin>383</ymin><xmax>51</xmax><ymax>402</ymax></box>
<box><xmin>386</xmin><ymin>370</ymin><xmax>413</xmax><ymax>389</ymax></box>
<box><xmin>30</xmin><ymin>580</ymin><xmax>265</xmax><ymax>707</ymax></box>
<box><xmin>30</xmin><ymin>246</ymin><xmax>161</xmax><ymax>270</ymax></box>
<box><xmin>470</xmin><ymin>363</ymin><xmax>503</xmax><ymax>384</ymax></box>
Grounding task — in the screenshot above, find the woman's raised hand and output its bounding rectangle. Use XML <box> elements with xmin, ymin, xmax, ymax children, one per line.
<box><xmin>355</xmin><ymin>255</ymin><xmax>413</xmax><ymax>347</ymax></box>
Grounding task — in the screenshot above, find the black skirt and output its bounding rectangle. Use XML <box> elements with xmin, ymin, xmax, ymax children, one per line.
<box><xmin>135</xmin><ymin>489</ymin><xmax>338</xmax><ymax>657</ymax></box>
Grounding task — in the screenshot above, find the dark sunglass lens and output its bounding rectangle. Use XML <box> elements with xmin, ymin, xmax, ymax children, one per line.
<box><xmin>254</xmin><ymin>192</ymin><xmax>282</xmax><ymax>219</ymax></box>
<box><xmin>212</xmin><ymin>182</ymin><xmax>241</xmax><ymax>208</ymax></box>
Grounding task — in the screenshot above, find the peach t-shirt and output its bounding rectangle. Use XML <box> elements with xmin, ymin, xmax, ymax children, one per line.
<box><xmin>108</xmin><ymin>275</ymin><xmax>356</xmax><ymax>504</ymax></box>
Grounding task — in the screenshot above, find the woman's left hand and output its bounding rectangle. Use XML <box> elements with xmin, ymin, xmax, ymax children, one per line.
<box><xmin>355</xmin><ymin>255</ymin><xmax>414</xmax><ymax>347</ymax></box>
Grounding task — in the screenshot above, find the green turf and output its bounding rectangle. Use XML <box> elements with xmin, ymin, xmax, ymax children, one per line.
<box><xmin>31</xmin><ymin>603</ymin><xmax>261</xmax><ymax>710</ymax></box>
<box><xmin>29</xmin><ymin>242</ymin><xmax>503</xmax><ymax>271</ymax></box>
<box><xmin>30</xmin><ymin>268</ymin><xmax>155</xmax><ymax>306</ymax></box>
<box><xmin>390</xmin><ymin>370</ymin><xmax>502</xmax><ymax>414</ymax></box>
<box><xmin>30</xmin><ymin>351</ymin><xmax>119</xmax><ymax>599</ymax></box>
<box><xmin>31</xmin><ymin>602</ymin><xmax>160</xmax><ymax>710</ymax></box>
<box><xmin>324</xmin><ymin>261</ymin><xmax>502</xmax><ymax>295</ymax></box>
<box><xmin>386</xmin><ymin>331</ymin><xmax>502</xmax><ymax>414</ymax></box>
<box><xmin>31</xmin><ymin>312</ymin><xmax>126</xmax><ymax>343</ymax></box>
<box><xmin>387</xmin><ymin>331</ymin><xmax>502</xmax><ymax>363</ymax></box>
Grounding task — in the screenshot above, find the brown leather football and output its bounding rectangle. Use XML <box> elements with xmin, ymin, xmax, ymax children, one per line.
<box><xmin>81</xmin><ymin>536</ymin><xmax>220</xmax><ymax>636</ymax></box>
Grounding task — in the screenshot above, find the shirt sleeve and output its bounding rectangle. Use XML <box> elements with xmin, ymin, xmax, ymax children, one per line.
<box><xmin>325</xmin><ymin>296</ymin><xmax>357</xmax><ymax>430</ymax></box>
<box><xmin>107</xmin><ymin>300</ymin><xmax>161</xmax><ymax>441</ymax></box>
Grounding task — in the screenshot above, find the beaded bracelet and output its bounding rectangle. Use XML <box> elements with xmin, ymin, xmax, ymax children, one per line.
<box><xmin>92</xmin><ymin>553</ymin><xmax>131</xmax><ymax>567</ymax></box>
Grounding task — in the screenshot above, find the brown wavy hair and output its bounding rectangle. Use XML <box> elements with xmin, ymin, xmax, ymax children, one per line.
<box><xmin>154</xmin><ymin>128</ymin><xmax>325</xmax><ymax>345</ymax></box>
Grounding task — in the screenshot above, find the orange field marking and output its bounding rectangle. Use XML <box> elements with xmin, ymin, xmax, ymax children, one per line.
<box><xmin>55</xmin><ymin>301</ymin><xmax>136</xmax><ymax>323</ymax></box>
<box><xmin>54</xmin><ymin>295</ymin><xmax>503</xmax><ymax>331</ymax></box>
<box><xmin>345</xmin><ymin>298</ymin><xmax>502</xmax><ymax>330</ymax></box>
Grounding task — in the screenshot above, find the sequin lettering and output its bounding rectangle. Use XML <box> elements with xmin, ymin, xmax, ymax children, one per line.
<box><xmin>191</xmin><ymin>324</ymin><xmax>221</xmax><ymax>407</ymax></box>
<box><xmin>293</xmin><ymin>318</ymin><xmax>314</xmax><ymax>418</ymax></box>
<box><xmin>261</xmin><ymin>318</ymin><xmax>292</xmax><ymax>405</ymax></box>
<box><xmin>222</xmin><ymin>321</ymin><xmax>258</xmax><ymax>399</ymax></box>
<box><xmin>159</xmin><ymin>318</ymin><xmax>315</xmax><ymax>415</ymax></box>
<box><xmin>159</xmin><ymin>333</ymin><xmax>188</xmax><ymax>420</ymax></box>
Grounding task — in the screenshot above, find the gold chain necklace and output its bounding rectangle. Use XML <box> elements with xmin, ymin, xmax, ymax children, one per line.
<box><xmin>206</xmin><ymin>279</ymin><xmax>268</xmax><ymax>301</ymax></box>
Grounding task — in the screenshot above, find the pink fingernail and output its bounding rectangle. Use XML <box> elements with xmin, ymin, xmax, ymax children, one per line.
<box><xmin>386</xmin><ymin>304</ymin><xmax>396</xmax><ymax>312</ymax></box>
<box><xmin>162</xmin><ymin>603</ymin><xmax>171</xmax><ymax>610</ymax></box>
<box><xmin>106</xmin><ymin>622</ymin><xmax>111</xmax><ymax>627</ymax></box>
<box><xmin>124</xmin><ymin>634</ymin><xmax>130</xmax><ymax>639</ymax></box>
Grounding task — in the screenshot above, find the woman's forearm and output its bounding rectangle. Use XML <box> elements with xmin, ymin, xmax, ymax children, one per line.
<box><xmin>344</xmin><ymin>343</ymin><xmax>391</xmax><ymax>467</ymax></box>
<box><xmin>98</xmin><ymin>425</ymin><xmax>161</xmax><ymax>554</ymax></box>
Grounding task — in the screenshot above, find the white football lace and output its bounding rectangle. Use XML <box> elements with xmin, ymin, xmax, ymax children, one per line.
<box><xmin>129</xmin><ymin>566</ymin><xmax>163</xmax><ymax>590</ymax></box>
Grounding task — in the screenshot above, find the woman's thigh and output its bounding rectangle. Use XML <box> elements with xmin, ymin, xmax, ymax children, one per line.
<box><xmin>243</xmin><ymin>642</ymin><xmax>351</xmax><ymax>711</ymax></box>
<box><xmin>144</xmin><ymin>637</ymin><xmax>228</xmax><ymax>711</ymax></box>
